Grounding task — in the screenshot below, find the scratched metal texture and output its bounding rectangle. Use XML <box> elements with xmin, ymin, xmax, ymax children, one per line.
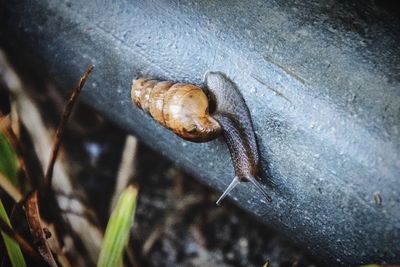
<box><xmin>1</xmin><ymin>0</ymin><xmax>399</xmax><ymax>265</ymax></box>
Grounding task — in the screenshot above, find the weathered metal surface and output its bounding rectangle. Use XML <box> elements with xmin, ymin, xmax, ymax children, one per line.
<box><xmin>1</xmin><ymin>0</ymin><xmax>399</xmax><ymax>265</ymax></box>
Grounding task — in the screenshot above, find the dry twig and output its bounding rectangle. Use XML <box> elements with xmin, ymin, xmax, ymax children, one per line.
<box><xmin>24</xmin><ymin>191</ymin><xmax>58</xmax><ymax>267</ymax></box>
<box><xmin>44</xmin><ymin>65</ymin><xmax>94</xmax><ymax>189</ymax></box>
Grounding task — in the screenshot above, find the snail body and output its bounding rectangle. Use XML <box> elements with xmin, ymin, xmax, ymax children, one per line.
<box><xmin>131</xmin><ymin>72</ymin><xmax>271</xmax><ymax>204</ymax></box>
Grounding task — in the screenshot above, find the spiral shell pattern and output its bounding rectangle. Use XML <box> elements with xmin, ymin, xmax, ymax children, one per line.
<box><xmin>131</xmin><ymin>78</ymin><xmax>222</xmax><ymax>142</ymax></box>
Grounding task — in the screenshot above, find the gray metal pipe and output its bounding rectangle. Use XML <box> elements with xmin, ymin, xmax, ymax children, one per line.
<box><xmin>1</xmin><ymin>0</ymin><xmax>399</xmax><ymax>265</ymax></box>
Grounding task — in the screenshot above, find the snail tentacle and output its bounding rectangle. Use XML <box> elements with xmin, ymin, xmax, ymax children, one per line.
<box><xmin>216</xmin><ymin>176</ymin><xmax>240</xmax><ymax>206</ymax></box>
<box><xmin>247</xmin><ymin>175</ymin><xmax>272</xmax><ymax>202</ymax></box>
<box><xmin>212</xmin><ymin>112</ymin><xmax>271</xmax><ymax>203</ymax></box>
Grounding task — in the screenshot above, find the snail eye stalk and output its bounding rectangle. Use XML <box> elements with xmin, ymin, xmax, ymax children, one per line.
<box><xmin>247</xmin><ymin>176</ymin><xmax>272</xmax><ymax>203</ymax></box>
<box><xmin>216</xmin><ymin>176</ymin><xmax>240</xmax><ymax>205</ymax></box>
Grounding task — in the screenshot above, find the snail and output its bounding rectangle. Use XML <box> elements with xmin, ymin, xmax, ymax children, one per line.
<box><xmin>131</xmin><ymin>72</ymin><xmax>271</xmax><ymax>205</ymax></box>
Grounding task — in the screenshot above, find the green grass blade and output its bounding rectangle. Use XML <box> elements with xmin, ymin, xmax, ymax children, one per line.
<box><xmin>0</xmin><ymin>133</ymin><xmax>25</xmax><ymax>266</ymax></box>
<box><xmin>0</xmin><ymin>133</ymin><xmax>18</xmax><ymax>186</ymax></box>
<box><xmin>0</xmin><ymin>199</ymin><xmax>27</xmax><ymax>267</ymax></box>
<box><xmin>97</xmin><ymin>185</ymin><xmax>138</xmax><ymax>267</ymax></box>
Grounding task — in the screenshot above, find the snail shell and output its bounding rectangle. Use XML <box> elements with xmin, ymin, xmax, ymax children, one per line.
<box><xmin>131</xmin><ymin>78</ymin><xmax>222</xmax><ymax>142</ymax></box>
<box><xmin>131</xmin><ymin>73</ymin><xmax>271</xmax><ymax>205</ymax></box>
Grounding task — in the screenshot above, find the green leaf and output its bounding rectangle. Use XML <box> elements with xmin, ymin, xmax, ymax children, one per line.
<box><xmin>0</xmin><ymin>133</ymin><xmax>18</xmax><ymax>186</ymax></box>
<box><xmin>0</xmin><ymin>199</ymin><xmax>27</xmax><ymax>267</ymax></box>
<box><xmin>97</xmin><ymin>185</ymin><xmax>138</xmax><ymax>267</ymax></box>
